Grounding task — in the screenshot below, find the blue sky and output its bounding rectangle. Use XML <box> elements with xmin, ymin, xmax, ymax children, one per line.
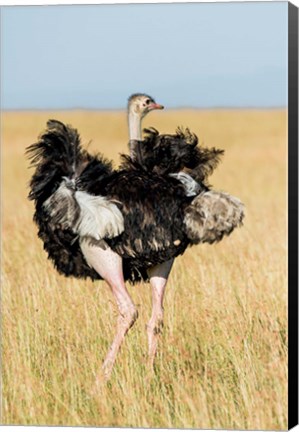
<box><xmin>1</xmin><ymin>2</ymin><xmax>288</xmax><ymax>109</ymax></box>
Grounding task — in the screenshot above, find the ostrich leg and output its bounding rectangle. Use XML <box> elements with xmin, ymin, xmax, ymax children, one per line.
<box><xmin>146</xmin><ymin>259</ymin><xmax>174</xmax><ymax>369</ymax></box>
<box><xmin>80</xmin><ymin>240</ymin><xmax>138</xmax><ymax>383</ymax></box>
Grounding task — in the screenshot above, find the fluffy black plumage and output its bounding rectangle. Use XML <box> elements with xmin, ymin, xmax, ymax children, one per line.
<box><xmin>27</xmin><ymin>120</ymin><xmax>244</xmax><ymax>284</ymax></box>
<box><xmin>26</xmin><ymin>120</ymin><xmax>192</xmax><ymax>282</ymax></box>
<box><xmin>128</xmin><ymin>127</ymin><xmax>224</xmax><ymax>184</ymax></box>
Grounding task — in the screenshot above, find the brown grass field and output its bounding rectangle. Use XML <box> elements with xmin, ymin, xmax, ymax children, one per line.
<box><xmin>2</xmin><ymin>109</ymin><xmax>287</xmax><ymax>429</ymax></box>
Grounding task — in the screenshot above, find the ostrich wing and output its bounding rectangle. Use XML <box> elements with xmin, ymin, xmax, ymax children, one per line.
<box><xmin>184</xmin><ymin>191</ymin><xmax>245</xmax><ymax>244</ymax></box>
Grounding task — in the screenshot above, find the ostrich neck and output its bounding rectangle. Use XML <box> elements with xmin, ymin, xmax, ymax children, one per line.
<box><xmin>128</xmin><ymin>112</ymin><xmax>142</xmax><ymax>140</ymax></box>
<box><xmin>128</xmin><ymin>111</ymin><xmax>143</xmax><ymax>159</ymax></box>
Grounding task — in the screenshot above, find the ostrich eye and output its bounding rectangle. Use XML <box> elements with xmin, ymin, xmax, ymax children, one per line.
<box><xmin>145</xmin><ymin>99</ymin><xmax>151</xmax><ymax>105</ymax></box>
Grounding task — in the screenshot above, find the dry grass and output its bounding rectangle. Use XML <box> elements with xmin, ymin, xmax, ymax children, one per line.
<box><xmin>1</xmin><ymin>109</ymin><xmax>287</xmax><ymax>429</ymax></box>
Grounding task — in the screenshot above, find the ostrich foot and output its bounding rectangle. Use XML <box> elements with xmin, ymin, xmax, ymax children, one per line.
<box><xmin>146</xmin><ymin>317</ymin><xmax>164</xmax><ymax>371</ymax></box>
<box><xmin>90</xmin><ymin>371</ymin><xmax>109</xmax><ymax>397</ymax></box>
<box><xmin>93</xmin><ymin>307</ymin><xmax>138</xmax><ymax>391</ymax></box>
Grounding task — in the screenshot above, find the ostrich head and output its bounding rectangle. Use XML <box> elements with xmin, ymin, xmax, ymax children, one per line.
<box><xmin>127</xmin><ymin>93</ymin><xmax>164</xmax><ymax>142</ymax></box>
<box><xmin>128</xmin><ymin>93</ymin><xmax>164</xmax><ymax>119</ymax></box>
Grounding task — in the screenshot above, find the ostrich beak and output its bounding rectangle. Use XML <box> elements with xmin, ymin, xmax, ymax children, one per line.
<box><xmin>150</xmin><ymin>103</ymin><xmax>164</xmax><ymax>110</ymax></box>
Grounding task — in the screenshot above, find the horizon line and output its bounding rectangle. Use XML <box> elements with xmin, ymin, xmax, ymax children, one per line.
<box><xmin>1</xmin><ymin>105</ymin><xmax>287</xmax><ymax>112</ymax></box>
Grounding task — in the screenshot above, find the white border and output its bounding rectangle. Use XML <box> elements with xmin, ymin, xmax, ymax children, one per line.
<box><xmin>0</xmin><ymin>0</ymin><xmax>298</xmax><ymax>6</ymax></box>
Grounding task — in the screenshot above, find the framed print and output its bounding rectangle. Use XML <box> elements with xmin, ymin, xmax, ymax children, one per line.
<box><xmin>1</xmin><ymin>1</ymin><xmax>298</xmax><ymax>430</ymax></box>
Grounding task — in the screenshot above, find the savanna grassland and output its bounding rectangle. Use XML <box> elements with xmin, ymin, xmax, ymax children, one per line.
<box><xmin>2</xmin><ymin>109</ymin><xmax>287</xmax><ymax>429</ymax></box>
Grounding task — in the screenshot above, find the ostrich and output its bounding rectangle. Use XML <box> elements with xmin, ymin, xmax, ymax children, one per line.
<box><xmin>26</xmin><ymin>95</ymin><xmax>244</xmax><ymax>384</ymax></box>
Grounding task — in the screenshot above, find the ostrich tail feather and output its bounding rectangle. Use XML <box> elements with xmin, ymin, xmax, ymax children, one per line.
<box><xmin>184</xmin><ymin>191</ymin><xmax>245</xmax><ymax>244</ymax></box>
<box><xmin>26</xmin><ymin>119</ymin><xmax>86</xmax><ymax>203</ymax></box>
<box><xmin>26</xmin><ymin>120</ymin><xmax>122</xmax><ymax>280</ymax></box>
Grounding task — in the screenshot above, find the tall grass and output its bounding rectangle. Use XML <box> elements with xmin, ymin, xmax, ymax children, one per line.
<box><xmin>2</xmin><ymin>109</ymin><xmax>287</xmax><ymax>429</ymax></box>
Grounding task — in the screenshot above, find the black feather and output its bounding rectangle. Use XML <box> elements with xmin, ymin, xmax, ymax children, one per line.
<box><xmin>125</xmin><ymin>127</ymin><xmax>224</xmax><ymax>185</ymax></box>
